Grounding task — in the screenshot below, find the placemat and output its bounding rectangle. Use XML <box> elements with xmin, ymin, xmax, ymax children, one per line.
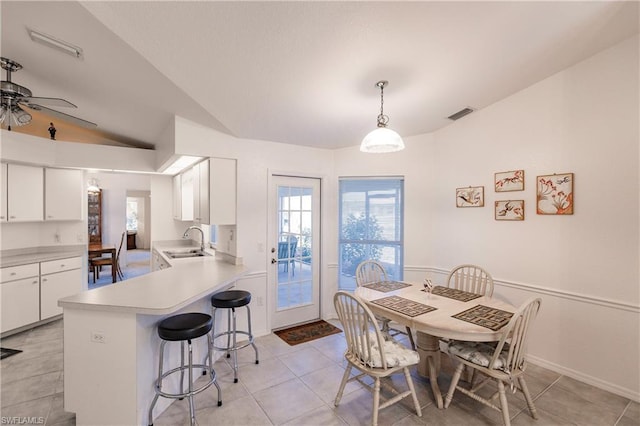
<box><xmin>363</xmin><ymin>281</ymin><xmax>411</xmax><ymax>292</ymax></box>
<box><xmin>452</xmin><ymin>305</ymin><xmax>513</xmax><ymax>331</ymax></box>
<box><xmin>430</xmin><ymin>286</ymin><xmax>483</xmax><ymax>302</ymax></box>
<box><xmin>371</xmin><ymin>296</ymin><xmax>436</xmax><ymax>317</ymax></box>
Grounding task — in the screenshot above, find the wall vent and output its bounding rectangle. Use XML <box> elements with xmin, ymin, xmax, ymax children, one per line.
<box><xmin>447</xmin><ymin>107</ymin><xmax>475</xmax><ymax>121</ymax></box>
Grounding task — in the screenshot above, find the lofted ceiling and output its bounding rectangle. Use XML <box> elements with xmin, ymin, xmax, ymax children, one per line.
<box><xmin>1</xmin><ymin>1</ymin><xmax>638</xmax><ymax>150</ymax></box>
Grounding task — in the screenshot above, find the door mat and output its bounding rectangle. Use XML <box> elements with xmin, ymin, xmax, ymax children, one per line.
<box><xmin>275</xmin><ymin>320</ymin><xmax>342</xmax><ymax>346</ymax></box>
<box><xmin>1</xmin><ymin>348</ymin><xmax>22</xmax><ymax>360</ymax></box>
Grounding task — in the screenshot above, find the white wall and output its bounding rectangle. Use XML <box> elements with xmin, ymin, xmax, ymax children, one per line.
<box><xmin>334</xmin><ymin>35</ymin><xmax>639</xmax><ymax>400</ymax></box>
<box><xmin>1</xmin><ymin>33</ymin><xmax>636</xmax><ymax>402</ymax></box>
<box><xmin>171</xmin><ymin>117</ymin><xmax>336</xmax><ymax>336</ymax></box>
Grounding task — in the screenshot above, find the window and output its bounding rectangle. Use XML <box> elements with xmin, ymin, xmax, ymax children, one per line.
<box><xmin>338</xmin><ymin>178</ymin><xmax>404</xmax><ymax>291</ymax></box>
<box><xmin>126</xmin><ymin>198</ymin><xmax>138</xmax><ymax>231</ymax></box>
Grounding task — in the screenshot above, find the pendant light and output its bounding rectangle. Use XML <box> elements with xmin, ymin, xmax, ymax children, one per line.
<box><xmin>360</xmin><ymin>80</ymin><xmax>405</xmax><ymax>153</ymax></box>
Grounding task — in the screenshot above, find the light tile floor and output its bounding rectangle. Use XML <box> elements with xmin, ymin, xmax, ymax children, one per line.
<box><xmin>1</xmin><ymin>319</ymin><xmax>638</xmax><ymax>426</ymax></box>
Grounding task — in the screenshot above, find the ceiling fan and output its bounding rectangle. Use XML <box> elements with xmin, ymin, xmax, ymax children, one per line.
<box><xmin>0</xmin><ymin>57</ymin><xmax>96</xmax><ymax>131</ymax></box>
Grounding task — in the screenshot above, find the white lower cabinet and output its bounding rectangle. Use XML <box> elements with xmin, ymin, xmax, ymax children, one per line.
<box><xmin>1</xmin><ymin>276</ymin><xmax>40</xmax><ymax>333</ymax></box>
<box><xmin>152</xmin><ymin>249</ymin><xmax>170</xmax><ymax>271</ymax></box>
<box><xmin>0</xmin><ymin>256</ymin><xmax>82</xmax><ymax>333</ymax></box>
<box><xmin>41</xmin><ymin>257</ymin><xmax>82</xmax><ymax>319</ymax></box>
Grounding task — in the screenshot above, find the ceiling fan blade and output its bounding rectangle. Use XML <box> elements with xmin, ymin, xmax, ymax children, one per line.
<box><xmin>21</xmin><ymin>96</ymin><xmax>77</xmax><ymax>108</ymax></box>
<box><xmin>25</xmin><ymin>104</ymin><xmax>97</xmax><ymax>128</ymax></box>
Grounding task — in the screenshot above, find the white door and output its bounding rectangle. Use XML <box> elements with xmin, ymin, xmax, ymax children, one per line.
<box><xmin>269</xmin><ymin>175</ymin><xmax>321</xmax><ymax>329</ymax></box>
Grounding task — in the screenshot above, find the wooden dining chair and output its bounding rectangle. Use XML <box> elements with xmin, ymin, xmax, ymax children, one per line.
<box><xmin>90</xmin><ymin>231</ymin><xmax>125</xmax><ymax>283</ymax></box>
<box><xmin>333</xmin><ymin>291</ymin><xmax>422</xmax><ymax>426</ymax></box>
<box><xmin>355</xmin><ymin>260</ymin><xmax>415</xmax><ymax>350</ymax></box>
<box><xmin>444</xmin><ymin>297</ymin><xmax>542</xmax><ymax>426</ymax></box>
<box><xmin>446</xmin><ymin>264</ymin><xmax>494</xmax><ymax>297</ymax></box>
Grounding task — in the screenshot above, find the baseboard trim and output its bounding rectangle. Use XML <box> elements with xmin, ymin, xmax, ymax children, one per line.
<box><xmin>528</xmin><ymin>354</ymin><xmax>639</xmax><ymax>402</ymax></box>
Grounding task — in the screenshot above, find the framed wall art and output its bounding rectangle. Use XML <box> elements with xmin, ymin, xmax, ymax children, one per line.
<box><xmin>537</xmin><ymin>173</ymin><xmax>574</xmax><ymax>215</ymax></box>
<box><xmin>456</xmin><ymin>186</ymin><xmax>484</xmax><ymax>207</ymax></box>
<box><xmin>495</xmin><ymin>170</ymin><xmax>524</xmax><ymax>192</ymax></box>
<box><xmin>495</xmin><ymin>200</ymin><xmax>524</xmax><ymax>221</ymax></box>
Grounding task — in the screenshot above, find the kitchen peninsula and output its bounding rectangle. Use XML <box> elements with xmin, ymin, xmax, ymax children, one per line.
<box><xmin>58</xmin><ymin>246</ymin><xmax>247</xmax><ymax>426</ymax></box>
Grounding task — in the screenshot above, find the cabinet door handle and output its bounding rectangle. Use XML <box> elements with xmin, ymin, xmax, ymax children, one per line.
<box><xmin>32</xmin><ymin>280</ymin><xmax>38</xmax><ymax>284</ymax></box>
<box><xmin>10</xmin><ymin>272</ymin><xmax>16</xmax><ymax>276</ymax></box>
<box><xmin>9</xmin><ymin>216</ymin><xmax>15</xmax><ymax>219</ymax></box>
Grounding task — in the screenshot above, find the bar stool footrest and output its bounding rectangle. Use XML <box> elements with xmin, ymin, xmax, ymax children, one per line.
<box><xmin>154</xmin><ymin>364</ymin><xmax>217</xmax><ymax>400</ymax></box>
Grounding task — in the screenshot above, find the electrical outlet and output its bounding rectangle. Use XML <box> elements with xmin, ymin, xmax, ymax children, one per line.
<box><xmin>256</xmin><ymin>296</ymin><xmax>263</xmax><ymax>307</ymax></box>
<box><xmin>91</xmin><ymin>331</ymin><xmax>106</xmax><ymax>344</ymax></box>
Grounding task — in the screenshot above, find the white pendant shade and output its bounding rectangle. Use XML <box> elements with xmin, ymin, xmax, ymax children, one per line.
<box><xmin>360</xmin><ymin>127</ymin><xmax>405</xmax><ymax>153</ymax></box>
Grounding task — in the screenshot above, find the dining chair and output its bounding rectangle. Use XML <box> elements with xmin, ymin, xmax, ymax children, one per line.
<box><xmin>444</xmin><ymin>297</ymin><xmax>542</xmax><ymax>426</ymax></box>
<box><xmin>333</xmin><ymin>291</ymin><xmax>422</xmax><ymax>426</ymax></box>
<box><xmin>90</xmin><ymin>231</ymin><xmax>125</xmax><ymax>282</ymax></box>
<box><xmin>277</xmin><ymin>235</ymin><xmax>297</xmax><ymax>276</ymax></box>
<box><xmin>355</xmin><ymin>260</ymin><xmax>416</xmax><ymax>350</ymax></box>
<box><xmin>446</xmin><ymin>264</ymin><xmax>494</xmax><ymax>297</ymax></box>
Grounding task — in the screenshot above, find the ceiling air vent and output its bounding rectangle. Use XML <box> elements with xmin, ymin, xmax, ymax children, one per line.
<box><xmin>447</xmin><ymin>107</ymin><xmax>475</xmax><ymax>121</ymax></box>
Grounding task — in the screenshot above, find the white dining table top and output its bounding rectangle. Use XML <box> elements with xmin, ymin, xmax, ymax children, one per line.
<box><xmin>355</xmin><ymin>283</ymin><xmax>516</xmax><ymax>342</ymax></box>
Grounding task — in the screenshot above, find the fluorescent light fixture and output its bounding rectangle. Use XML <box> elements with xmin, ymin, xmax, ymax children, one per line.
<box><xmin>162</xmin><ymin>155</ymin><xmax>203</xmax><ymax>175</ymax></box>
<box><xmin>27</xmin><ymin>28</ymin><xmax>83</xmax><ymax>59</ymax></box>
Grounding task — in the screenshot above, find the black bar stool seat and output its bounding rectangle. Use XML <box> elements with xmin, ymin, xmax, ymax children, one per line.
<box><xmin>148</xmin><ymin>312</ymin><xmax>221</xmax><ymax>426</ymax></box>
<box><xmin>158</xmin><ymin>312</ymin><xmax>213</xmax><ymax>341</ymax></box>
<box><xmin>210</xmin><ymin>290</ymin><xmax>259</xmax><ymax>383</ymax></box>
<box><xmin>211</xmin><ymin>290</ymin><xmax>252</xmax><ymax>309</ymax></box>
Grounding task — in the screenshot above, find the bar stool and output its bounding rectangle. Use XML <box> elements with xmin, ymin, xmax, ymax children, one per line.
<box><xmin>148</xmin><ymin>312</ymin><xmax>221</xmax><ymax>426</ymax></box>
<box><xmin>210</xmin><ymin>290</ymin><xmax>259</xmax><ymax>383</ymax></box>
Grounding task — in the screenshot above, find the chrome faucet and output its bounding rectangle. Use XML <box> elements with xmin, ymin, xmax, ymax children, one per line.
<box><xmin>183</xmin><ymin>225</ymin><xmax>205</xmax><ymax>252</ymax></box>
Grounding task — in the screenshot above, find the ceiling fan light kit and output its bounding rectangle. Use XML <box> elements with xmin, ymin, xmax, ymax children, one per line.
<box><xmin>28</xmin><ymin>28</ymin><xmax>83</xmax><ymax>59</ymax></box>
<box><xmin>0</xmin><ymin>57</ymin><xmax>96</xmax><ymax>132</ymax></box>
<box><xmin>360</xmin><ymin>80</ymin><xmax>405</xmax><ymax>153</ymax></box>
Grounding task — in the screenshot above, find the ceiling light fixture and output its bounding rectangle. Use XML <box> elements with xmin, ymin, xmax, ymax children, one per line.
<box><xmin>27</xmin><ymin>28</ymin><xmax>83</xmax><ymax>59</ymax></box>
<box><xmin>87</xmin><ymin>178</ymin><xmax>101</xmax><ymax>193</ymax></box>
<box><xmin>360</xmin><ymin>80</ymin><xmax>405</xmax><ymax>153</ymax></box>
<box><xmin>161</xmin><ymin>155</ymin><xmax>203</xmax><ymax>175</ymax></box>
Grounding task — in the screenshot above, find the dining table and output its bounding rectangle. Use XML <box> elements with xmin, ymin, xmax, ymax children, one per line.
<box><xmin>355</xmin><ymin>281</ymin><xmax>516</xmax><ymax>409</ymax></box>
<box><xmin>88</xmin><ymin>243</ymin><xmax>117</xmax><ymax>283</ymax></box>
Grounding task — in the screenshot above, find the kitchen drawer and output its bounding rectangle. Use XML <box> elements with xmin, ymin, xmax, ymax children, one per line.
<box><xmin>1</xmin><ymin>263</ymin><xmax>39</xmax><ymax>283</ymax></box>
<box><xmin>41</xmin><ymin>256</ymin><xmax>82</xmax><ymax>275</ymax></box>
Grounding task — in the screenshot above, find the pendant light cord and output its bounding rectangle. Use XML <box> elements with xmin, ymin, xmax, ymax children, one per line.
<box><xmin>376</xmin><ymin>81</ymin><xmax>389</xmax><ymax>128</ymax></box>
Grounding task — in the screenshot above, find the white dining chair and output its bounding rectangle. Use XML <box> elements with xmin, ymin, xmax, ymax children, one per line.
<box><xmin>333</xmin><ymin>291</ymin><xmax>422</xmax><ymax>426</ymax></box>
<box><xmin>355</xmin><ymin>260</ymin><xmax>415</xmax><ymax>350</ymax></box>
<box><xmin>446</xmin><ymin>264</ymin><xmax>494</xmax><ymax>297</ymax></box>
<box><xmin>444</xmin><ymin>297</ymin><xmax>542</xmax><ymax>426</ymax></box>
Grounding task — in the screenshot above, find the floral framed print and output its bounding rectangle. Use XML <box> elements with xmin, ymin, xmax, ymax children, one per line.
<box><xmin>456</xmin><ymin>186</ymin><xmax>484</xmax><ymax>207</ymax></box>
<box><xmin>495</xmin><ymin>170</ymin><xmax>524</xmax><ymax>192</ymax></box>
<box><xmin>495</xmin><ymin>200</ymin><xmax>524</xmax><ymax>221</ymax></box>
<box><xmin>537</xmin><ymin>173</ymin><xmax>574</xmax><ymax>215</ymax></box>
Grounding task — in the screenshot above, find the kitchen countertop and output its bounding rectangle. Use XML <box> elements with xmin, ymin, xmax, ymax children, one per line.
<box><xmin>0</xmin><ymin>245</ymin><xmax>85</xmax><ymax>268</ymax></box>
<box><xmin>58</xmin><ymin>242</ymin><xmax>247</xmax><ymax>315</ymax></box>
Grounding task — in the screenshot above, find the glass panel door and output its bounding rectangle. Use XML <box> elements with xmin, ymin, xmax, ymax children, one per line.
<box><xmin>270</xmin><ymin>176</ymin><xmax>320</xmax><ymax>329</ymax></box>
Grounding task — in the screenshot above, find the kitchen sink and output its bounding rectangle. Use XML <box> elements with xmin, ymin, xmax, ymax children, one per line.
<box><xmin>163</xmin><ymin>249</ymin><xmax>211</xmax><ymax>259</ymax></box>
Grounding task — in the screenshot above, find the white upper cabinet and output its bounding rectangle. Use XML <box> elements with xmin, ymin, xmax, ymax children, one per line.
<box><xmin>210</xmin><ymin>158</ymin><xmax>236</xmax><ymax>225</ymax></box>
<box><xmin>7</xmin><ymin>164</ymin><xmax>43</xmax><ymax>222</ymax></box>
<box><xmin>172</xmin><ymin>158</ymin><xmax>236</xmax><ymax>225</ymax></box>
<box><xmin>172</xmin><ymin>174</ymin><xmax>182</xmax><ymax>220</ymax></box>
<box><xmin>180</xmin><ymin>167</ymin><xmax>194</xmax><ymax>221</ymax></box>
<box><xmin>193</xmin><ymin>160</ymin><xmax>210</xmax><ymax>225</ymax></box>
<box><xmin>1</xmin><ymin>163</ymin><xmax>7</xmax><ymax>222</ymax></box>
<box><xmin>45</xmin><ymin>168</ymin><xmax>83</xmax><ymax>221</ymax></box>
